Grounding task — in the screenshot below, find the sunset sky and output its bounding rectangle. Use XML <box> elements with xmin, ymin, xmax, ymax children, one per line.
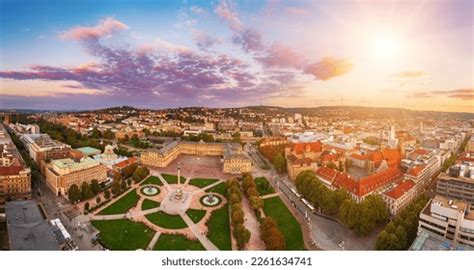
<box><xmin>0</xmin><ymin>0</ymin><xmax>472</xmax><ymax>112</ymax></box>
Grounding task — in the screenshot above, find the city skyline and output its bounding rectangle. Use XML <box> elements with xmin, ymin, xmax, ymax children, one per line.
<box><xmin>0</xmin><ymin>0</ymin><xmax>473</xmax><ymax>112</ymax></box>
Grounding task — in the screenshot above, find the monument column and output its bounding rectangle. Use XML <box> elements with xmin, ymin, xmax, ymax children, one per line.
<box><xmin>177</xmin><ymin>162</ymin><xmax>181</xmax><ymax>187</ymax></box>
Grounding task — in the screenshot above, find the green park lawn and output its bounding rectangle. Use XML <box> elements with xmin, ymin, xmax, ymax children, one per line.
<box><xmin>99</xmin><ymin>189</ymin><xmax>139</xmax><ymax>215</ymax></box>
<box><xmin>255</xmin><ymin>177</ymin><xmax>275</xmax><ymax>196</ymax></box>
<box><xmin>161</xmin><ymin>173</ymin><xmax>186</xmax><ymax>184</ymax></box>
<box><xmin>263</xmin><ymin>196</ymin><xmax>305</xmax><ymax>250</ymax></box>
<box><xmin>91</xmin><ymin>219</ymin><xmax>154</xmax><ymax>250</ymax></box>
<box><xmin>153</xmin><ymin>234</ymin><xmax>205</xmax><ymax>250</ymax></box>
<box><xmin>188</xmin><ymin>178</ymin><xmax>219</xmax><ymax>188</ymax></box>
<box><xmin>141</xmin><ymin>199</ymin><xmax>161</xmax><ymax>210</ymax></box>
<box><xmin>140</xmin><ymin>176</ymin><xmax>163</xmax><ymax>186</ymax></box>
<box><xmin>206</xmin><ymin>204</ymin><xmax>231</xmax><ymax>250</ymax></box>
<box><xmin>204</xmin><ymin>182</ymin><xmax>227</xmax><ymax>196</ymax></box>
<box><xmin>186</xmin><ymin>208</ymin><xmax>207</xmax><ymax>223</ymax></box>
<box><xmin>146</xmin><ymin>211</ymin><xmax>187</xmax><ymax>229</ymax></box>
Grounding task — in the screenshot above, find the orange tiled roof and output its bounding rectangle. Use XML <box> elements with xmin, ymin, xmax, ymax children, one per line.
<box><xmin>333</xmin><ymin>167</ymin><xmax>403</xmax><ymax>197</ymax></box>
<box><xmin>384</xmin><ymin>180</ymin><xmax>415</xmax><ymax>200</ymax></box>
<box><xmin>291</xmin><ymin>141</ymin><xmax>322</xmax><ymax>155</ymax></box>
<box><xmin>316</xmin><ymin>167</ymin><xmax>338</xmax><ymax>182</ymax></box>
<box><xmin>0</xmin><ymin>165</ymin><xmax>24</xmax><ymax>176</ymax></box>
<box><xmin>114</xmin><ymin>156</ymin><xmax>138</xmax><ymax>168</ymax></box>
<box><xmin>414</xmin><ymin>149</ymin><xmax>430</xmax><ymax>155</ymax></box>
<box><xmin>321</xmin><ymin>153</ymin><xmax>338</xmax><ymax>162</ymax></box>
<box><xmin>408</xmin><ymin>164</ymin><xmax>426</xmax><ymax>176</ymax></box>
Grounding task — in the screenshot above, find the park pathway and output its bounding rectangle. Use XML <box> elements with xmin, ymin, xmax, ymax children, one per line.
<box><xmin>155</xmin><ymin>172</ymin><xmax>172</xmax><ymax>191</ymax></box>
<box><xmin>180</xmin><ymin>213</ymin><xmax>219</xmax><ymax>251</ymax></box>
<box><xmin>90</xmin><ymin>206</ymin><xmax>162</xmax><ymax>221</ymax></box>
<box><xmin>147</xmin><ymin>231</ymin><xmax>162</xmax><ymax>250</ymax></box>
<box><xmin>259</xmin><ymin>193</ymin><xmax>279</xmax><ymax>200</ymax></box>
<box><xmin>241</xmin><ymin>196</ymin><xmax>265</xmax><ymax>250</ymax></box>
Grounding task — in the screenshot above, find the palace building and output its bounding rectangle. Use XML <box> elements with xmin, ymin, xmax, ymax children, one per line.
<box><xmin>45</xmin><ymin>157</ymin><xmax>107</xmax><ymax>196</ymax></box>
<box><xmin>141</xmin><ymin>140</ymin><xmax>251</xmax><ymax>174</ymax></box>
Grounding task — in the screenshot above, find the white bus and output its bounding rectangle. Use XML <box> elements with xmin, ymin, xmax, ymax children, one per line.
<box><xmin>290</xmin><ymin>188</ymin><xmax>302</xmax><ymax>198</ymax></box>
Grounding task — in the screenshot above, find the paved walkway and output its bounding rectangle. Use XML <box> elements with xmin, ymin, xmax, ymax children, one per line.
<box><xmin>91</xmin><ymin>206</ymin><xmax>162</xmax><ymax>221</ymax></box>
<box><xmin>180</xmin><ymin>213</ymin><xmax>219</xmax><ymax>250</ymax></box>
<box><xmin>155</xmin><ymin>172</ymin><xmax>172</xmax><ymax>191</ymax></box>
<box><xmin>241</xmin><ymin>195</ymin><xmax>265</xmax><ymax>250</ymax></box>
<box><xmin>259</xmin><ymin>193</ymin><xmax>279</xmax><ymax>200</ymax></box>
<box><xmin>147</xmin><ymin>231</ymin><xmax>162</xmax><ymax>250</ymax></box>
<box><xmin>201</xmin><ymin>179</ymin><xmax>225</xmax><ymax>191</ymax></box>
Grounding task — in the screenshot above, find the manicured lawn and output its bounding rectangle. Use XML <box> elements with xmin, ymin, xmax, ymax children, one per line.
<box><xmin>99</xmin><ymin>189</ymin><xmax>139</xmax><ymax>215</ymax></box>
<box><xmin>263</xmin><ymin>196</ymin><xmax>305</xmax><ymax>250</ymax></box>
<box><xmin>205</xmin><ymin>182</ymin><xmax>227</xmax><ymax>196</ymax></box>
<box><xmin>255</xmin><ymin>177</ymin><xmax>275</xmax><ymax>196</ymax></box>
<box><xmin>161</xmin><ymin>173</ymin><xmax>186</xmax><ymax>184</ymax></box>
<box><xmin>146</xmin><ymin>211</ymin><xmax>187</xmax><ymax>229</ymax></box>
<box><xmin>186</xmin><ymin>208</ymin><xmax>206</xmax><ymax>223</ymax></box>
<box><xmin>91</xmin><ymin>219</ymin><xmax>154</xmax><ymax>250</ymax></box>
<box><xmin>188</xmin><ymin>178</ymin><xmax>219</xmax><ymax>188</ymax></box>
<box><xmin>141</xmin><ymin>199</ymin><xmax>160</xmax><ymax>211</ymax></box>
<box><xmin>153</xmin><ymin>234</ymin><xmax>205</xmax><ymax>250</ymax></box>
<box><xmin>140</xmin><ymin>176</ymin><xmax>163</xmax><ymax>186</ymax></box>
<box><xmin>206</xmin><ymin>204</ymin><xmax>231</xmax><ymax>250</ymax></box>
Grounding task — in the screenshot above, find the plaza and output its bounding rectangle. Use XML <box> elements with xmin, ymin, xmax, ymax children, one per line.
<box><xmin>89</xmin><ymin>171</ymin><xmax>230</xmax><ymax>250</ymax></box>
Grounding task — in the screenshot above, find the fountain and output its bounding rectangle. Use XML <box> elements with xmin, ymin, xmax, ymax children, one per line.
<box><xmin>140</xmin><ymin>186</ymin><xmax>160</xmax><ymax>196</ymax></box>
<box><xmin>200</xmin><ymin>194</ymin><xmax>222</xmax><ymax>207</ymax></box>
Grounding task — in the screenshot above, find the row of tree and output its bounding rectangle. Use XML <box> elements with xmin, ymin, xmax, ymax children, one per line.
<box><xmin>258</xmin><ymin>144</ymin><xmax>287</xmax><ymax>173</ymax></box>
<box><xmin>295</xmin><ymin>170</ymin><xmax>389</xmax><ymax>236</ymax></box>
<box><xmin>241</xmin><ymin>174</ymin><xmax>286</xmax><ymax>250</ymax></box>
<box><xmin>241</xmin><ymin>174</ymin><xmax>264</xmax><ymax>217</ymax></box>
<box><xmin>132</xmin><ymin>166</ymin><xmax>150</xmax><ymax>183</ymax></box>
<box><xmin>260</xmin><ymin>217</ymin><xmax>286</xmax><ymax>250</ymax></box>
<box><xmin>375</xmin><ymin>195</ymin><xmax>429</xmax><ymax>250</ymax></box>
<box><xmin>67</xmin><ymin>180</ymin><xmax>101</xmax><ymax>203</ymax></box>
<box><xmin>226</xmin><ymin>179</ymin><xmax>251</xmax><ymax>250</ymax></box>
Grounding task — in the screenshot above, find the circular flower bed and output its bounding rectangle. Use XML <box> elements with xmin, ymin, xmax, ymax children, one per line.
<box><xmin>140</xmin><ymin>186</ymin><xmax>160</xmax><ymax>196</ymax></box>
<box><xmin>200</xmin><ymin>194</ymin><xmax>222</xmax><ymax>207</ymax></box>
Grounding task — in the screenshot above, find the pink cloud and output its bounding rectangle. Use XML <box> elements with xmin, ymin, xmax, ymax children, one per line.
<box><xmin>215</xmin><ymin>0</ymin><xmax>242</xmax><ymax>32</ymax></box>
<box><xmin>286</xmin><ymin>7</ymin><xmax>308</xmax><ymax>15</ymax></box>
<box><xmin>258</xmin><ymin>42</ymin><xmax>303</xmax><ymax>68</ymax></box>
<box><xmin>304</xmin><ymin>57</ymin><xmax>353</xmax><ymax>81</ymax></box>
<box><xmin>60</xmin><ymin>18</ymin><xmax>128</xmax><ymax>40</ymax></box>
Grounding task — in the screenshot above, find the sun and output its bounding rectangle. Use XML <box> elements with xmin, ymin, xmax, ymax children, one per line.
<box><xmin>369</xmin><ymin>31</ymin><xmax>403</xmax><ymax>62</ymax></box>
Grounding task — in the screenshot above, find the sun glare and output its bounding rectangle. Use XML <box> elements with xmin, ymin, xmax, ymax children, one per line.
<box><xmin>369</xmin><ymin>31</ymin><xmax>402</xmax><ymax>62</ymax></box>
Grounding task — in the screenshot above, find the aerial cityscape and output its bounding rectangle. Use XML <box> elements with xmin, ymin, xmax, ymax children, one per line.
<box><xmin>0</xmin><ymin>0</ymin><xmax>473</xmax><ymax>254</ymax></box>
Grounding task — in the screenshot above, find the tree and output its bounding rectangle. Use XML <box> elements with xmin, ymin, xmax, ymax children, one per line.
<box><xmin>231</xmin><ymin>209</ymin><xmax>245</xmax><ymax>226</ymax></box>
<box><xmin>327</xmin><ymin>162</ymin><xmax>337</xmax><ymax>170</ymax></box>
<box><xmin>91</xmin><ymin>179</ymin><xmax>101</xmax><ymax>195</ymax></box>
<box><xmin>104</xmin><ymin>190</ymin><xmax>111</xmax><ymax>200</ymax></box>
<box><xmin>67</xmin><ymin>184</ymin><xmax>81</xmax><ymax>203</ymax></box>
<box><xmin>127</xmin><ymin>179</ymin><xmax>132</xmax><ymax>186</ymax></box>
<box><xmin>260</xmin><ymin>217</ymin><xmax>286</xmax><ymax>250</ymax></box>
<box><xmin>113</xmin><ymin>171</ymin><xmax>122</xmax><ymax>182</ymax></box>
<box><xmin>249</xmin><ymin>196</ymin><xmax>263</xmax><ymax>210</ymax></box>
<box><xmin>121</xmin><ymin>180</ymin><xmax>127</xmax><ymax>191</ymax></box>
<box><xmin>246</xmin><ymin>187</ymin><xmax>259</xmax><ymax>198</ymax></box>
<box><xmin>111</xmin><ymin>179</ymin><xmax>122</xmax><ymax>196</ymax></box>
<box><xmin>81</xmin><ymin>182</ymin><xmax>93</xmax><ymax>200</ymax></box>
<box><xmin>84</xmin><ymin>202</ymin><xmax>90</xmax><ymax>212</ymax></box>
<box><xmin>272</xmin><ymin>152</ymin><xmax>287</xmax><ymax>173</ymax></box>
<box><xmin>91</xmin><ymin>128</ymin><xmax>102</xmax><ymax>139</ymax></box>
<box><xmin>233</xmin><ymin>223</ymin><xmax>251</xmax><ymax>250</ymax></box>
<box><xmin>103</xmin><ymin>129</ymin><xmax>114</xmax><ymax>140</ymax></box>
<box><xmin>96</xmin><ymin>196</ymin><xmax>101</xmax><ymax>204</ymax></box>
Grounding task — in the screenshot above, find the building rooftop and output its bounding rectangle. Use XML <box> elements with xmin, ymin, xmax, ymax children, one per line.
<box><xmin>6</xmin><ymin>200</ymin><xmax>59</xmax><ymax>250</ymax></box>
<box><xmin>384</xmin><ymin>180</ymin><xmax>415</xmax><ymax>200</ymax></box>
<box><xmin>410</xmin><ymin>229</ymin><xmax>473</xmax><ymax>251</ymax></box>
<box><xmin>76</xmin><ymin>146</ymin><xmax>102</xmax><ymax>157</ymax></box>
